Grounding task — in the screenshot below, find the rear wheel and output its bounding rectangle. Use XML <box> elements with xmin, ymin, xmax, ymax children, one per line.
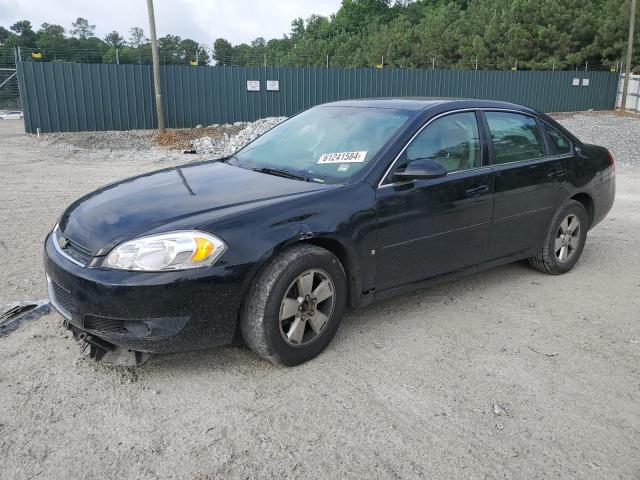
<box><xmin>240</xmin><ymin>244</ymin><xmax>347</xmax><ymax>366</ymax></box>
<box><xmin>528</xmin><ymin>200</ymin><xmax>588</xmax><ymax>274</ymax></box>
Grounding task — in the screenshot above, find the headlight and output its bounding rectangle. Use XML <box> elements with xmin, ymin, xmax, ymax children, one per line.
<box><xmin>102</xmin><ymin>231</ymin><xmax>226</xmax><ymax>271</ymax></box>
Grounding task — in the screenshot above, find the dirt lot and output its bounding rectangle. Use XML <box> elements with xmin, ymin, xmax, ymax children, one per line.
<box><xmin>1</xmin><ymin>115</ymin><xmax>639</xmax><ymax>479</ymax></box>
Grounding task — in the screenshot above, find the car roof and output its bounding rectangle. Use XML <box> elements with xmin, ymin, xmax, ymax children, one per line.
<box><xmin>321</xmin><ymin>97</ymin><xmax>536</xmax><ymax>113</ymax></box>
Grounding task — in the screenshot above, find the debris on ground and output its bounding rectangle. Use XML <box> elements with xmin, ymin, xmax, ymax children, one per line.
<box><xmin>493</xmin><ymin>404</ymin><xmax>507</xmax><ymax>416</ymax></box>
<box><xmin>154</xmin><ymin>123</ymin><xmax>246</xmax><ymax>151</ymax></box>
<box><xmin>7</xmin><ymin>117</ymin><xmax>288</xmax><ymax>164</ymax></box>
<box><xmin>187</xmin><ymin>117</ymin><xmax>287</xmax><ymax>156</ymax></box>
<box><xmin>0</xmin><ymin>300</ymin><xmax>50</xmax><ymax>336</ymax></box>
<box><xmin>527</xmin><ymin>346</ymin><xmax>559</xmax><ymax>357</ymax></box>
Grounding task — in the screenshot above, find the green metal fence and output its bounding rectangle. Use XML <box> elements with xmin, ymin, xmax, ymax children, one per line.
<box><xmin>17</xmin><ymin>61</ymin><xmax>619</xmax><ymax>133</ymax></box>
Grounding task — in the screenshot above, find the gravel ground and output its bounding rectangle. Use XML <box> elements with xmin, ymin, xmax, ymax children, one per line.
<box><xmin>555</xmin><ymin>112</ymin><xmax>640</xmax><ymax>168</ymax></box>
<box><xmin>1</xmin><ymin>112</ymin><xmax>639</xmax><ymax>479</ymax></box>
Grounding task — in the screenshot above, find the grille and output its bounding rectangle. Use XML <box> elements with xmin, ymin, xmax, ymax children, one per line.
<box><xmin>63</xmin><ymin>240</ymin><xmax>93</xmax><ymax>265</ymax></box>
<box><xmin>55</xmin><ymin>229</ymin><xmax>93</xmax><ymax>265</ymax></box>
<box><xmin>51</xmin><ymin>281</ymin><xmax>73</xmax><ymax>313</ymax></box>
<box><xmin>84</xmin><ymin>315</ymin><xmax>129</xmax><ymax>335</ymax></box>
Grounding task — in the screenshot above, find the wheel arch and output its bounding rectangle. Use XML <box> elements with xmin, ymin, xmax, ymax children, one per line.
<box><xmin>570</xmin><ymin>192</ymin><xmax>594</xmax><ymax>228</ymax></box>
<box><xmin>296</xmin><ymin>237</ymin><xmax>361</xmax><ymax>309</ymax></box>
<box><xmin>243</xmin><ymin>233</ymin><xmax>362</xmax><ymax>310</ymax></box>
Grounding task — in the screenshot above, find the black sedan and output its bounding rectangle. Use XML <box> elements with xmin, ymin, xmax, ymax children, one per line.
<box><xmin>44</xmin><ymin>98</ymin><xmax>615</xmax><ymax>366</ymax></box>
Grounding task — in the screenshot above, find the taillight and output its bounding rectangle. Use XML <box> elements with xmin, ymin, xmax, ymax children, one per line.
<box><xmin>607</xmin><ymin>150</ymin><xmax>615</xmax><ymax>176</ymax></box>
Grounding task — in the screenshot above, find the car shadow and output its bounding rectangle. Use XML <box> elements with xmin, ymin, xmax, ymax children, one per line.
<box><xmin>142</xmin><ymin>259</ymin><xmax>541</xmax><ymax>374</ymax></box>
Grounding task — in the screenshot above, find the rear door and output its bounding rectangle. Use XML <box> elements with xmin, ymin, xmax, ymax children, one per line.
<box><xmin>482</xmin><ymin>111</ymin><xmax>569</xmax><ymax>260</ymax></box>
<box><xmin>375</xmin><ymin>111</ymin><xmax>494</xmax><ymax>291</ymax></box>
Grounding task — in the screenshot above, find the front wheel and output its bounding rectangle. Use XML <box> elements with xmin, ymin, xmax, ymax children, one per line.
<box><xmin>240</xmin><ymin>244</ymin><xmax>347</xmax><ymax>366</ymax></box>
<box><xmin>528</xmin><ymin>199</ymin><xmax>589</xmax><ymax>274</ymax></box>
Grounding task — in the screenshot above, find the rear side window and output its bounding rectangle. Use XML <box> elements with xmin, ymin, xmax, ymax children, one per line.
<box><xmin>485</xmin><ymin>112</ymin><xmax>545</xmax><ymax>164</ymax></box>
<box><xmin>543</xmin><ymin>124</ymin><xmax>572</xmax><ymax>155</ymax></box>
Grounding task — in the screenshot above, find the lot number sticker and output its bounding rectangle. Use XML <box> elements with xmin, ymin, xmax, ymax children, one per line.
<box><xmin>317</xmin><ymin>151</ymin><xmax>367</xmax><ymax>164</ymax></box>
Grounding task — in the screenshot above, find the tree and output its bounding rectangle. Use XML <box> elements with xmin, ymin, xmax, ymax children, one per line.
<box><xmin>0</xmin><ymin>26</ymin><xmax>13</xmax><ymax>44</ymax></box>
<box><xmin>180</xmin><ymin>39</ymin><xmax>209</xmax><ymax>65</ymax></box>
<box><xmin>36</xmin><ymin>23</ymin><xmax>66</xmax><ymax>53</ymax></box>
<box><xmin>128</xmin><ymin>27</ymin><xmax>146</xmax><ymax>48</ymax></box>
<box><xmin>158</xmin><ymin>34</ymin><xmax>182</xmax><ymax>63</ymax></box>
<box><xmin>1</xmin><ymin>0</ymin><xmax>638</xmax><ymax>69</ymax></box>
<box><xmin>69</xmin><ymin>17</ymin><xmax>95</xmax><ymax>39</ymax></box>
<box><xmin>104</xmin><ymin>31</ymin><xmax>124</xmax><ymax>48</ymax></box>
<box><xmin>103</xmin><ymin>46</ymin><xmax>140</xmax><ymax>64</ymax></box>
<box><xmin>10</xmin><ymin>20</ymin><xmax>37</xmax><ymax>47</ymax></box>
<box><xmin>213</xmin><ymin>38</ymin><xmax>233</xmax><ymax>65</ymax></box>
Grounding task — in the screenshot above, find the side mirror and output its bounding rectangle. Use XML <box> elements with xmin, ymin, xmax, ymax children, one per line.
<box><xmin>393</xmin><ymin>159</ymin><xmax>447</xmax><ymax>181</ymax></box>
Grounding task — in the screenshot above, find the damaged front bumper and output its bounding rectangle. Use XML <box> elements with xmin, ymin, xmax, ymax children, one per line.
<box><xmin>44</xmin><ymin>231</ymin><xmax>252</xmax><ymax>356</ymax></box>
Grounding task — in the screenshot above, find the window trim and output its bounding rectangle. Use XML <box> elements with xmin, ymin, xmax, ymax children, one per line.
<box><xmin>403</xmin><ymin>110</ymin><xmax>483</xmax><ymax>174</ymax></box>
<box><xmin>379</xmin><ymin>108</ymin><xmax>481</xmax><ymax>188</ymax></box>
<box><xmin>378</xmin><ymin>107</ymin><xmax>579</xmax><ymax>188</ymax></box>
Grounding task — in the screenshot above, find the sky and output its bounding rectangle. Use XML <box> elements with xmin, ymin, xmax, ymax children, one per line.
<box><xmin>0</xmin><ymin>0</ymin><xmax>342</xmax><ymax>45</ymax></box>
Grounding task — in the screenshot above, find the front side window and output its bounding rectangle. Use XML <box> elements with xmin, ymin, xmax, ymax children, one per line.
<box><xmin>404</xmin><ymin>112</ymin><xmax>481</xmax><ymax>173</ymax></box>
<box><xmin>230</xmin><ymin>106</ymin><xmax>412</xmax><ymax>184</ymax></box>
<box><xmin>485</xmin><ymin>112</ymin><xmax>545</xmax><ymax>164</ymax></box>
<box><xmin>543</xmin><ymin>123</ymin><xmax>572</xmax><ymax>155</ymax></box>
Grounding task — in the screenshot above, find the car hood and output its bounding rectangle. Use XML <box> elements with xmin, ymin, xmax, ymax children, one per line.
<box><xmin>58</xmin><ymin>161</ymin><xmax>333</xmax><ymax>255</ymax></box>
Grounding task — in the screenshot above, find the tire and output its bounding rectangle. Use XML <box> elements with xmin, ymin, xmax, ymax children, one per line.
<box><xmin>240</xmin><ymin>244</ymin><xmax>347</xmax><ymax>366</ymax></box>
<box><xmin>528</xmin><ymin>199</ymin><xmax>589</xmax><ymax>274</ymax></box>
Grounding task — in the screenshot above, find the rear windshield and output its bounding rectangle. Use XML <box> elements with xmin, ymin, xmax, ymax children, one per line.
<box><xmin>229</xmin><ymin>106</ymin><xmax>412</xmax><ymax>184</ymax></box>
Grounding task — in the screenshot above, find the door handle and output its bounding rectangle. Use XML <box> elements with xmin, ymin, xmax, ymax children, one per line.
<box><xmin>548</xmin><ymin>169</ymin><xmax>567</xmax><ymax>180</ymax></box>
<box><xmin>465</xmin><ymin>185</ymin><xmax>490</xmax><ymax>196</ymax></box>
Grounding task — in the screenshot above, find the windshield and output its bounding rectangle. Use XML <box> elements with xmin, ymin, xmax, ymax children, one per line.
<box><xmin>229</xmin><ymin>106</ymin><xmax>412</xmax><ymax>184</ymax></box>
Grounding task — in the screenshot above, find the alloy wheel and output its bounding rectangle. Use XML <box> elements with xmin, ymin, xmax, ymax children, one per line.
<box><xmin>279</xmin><ymin>269</ymin><xmax>335</xmax><ymax>347</ymax></box>
<box><xmin>554</xmin><ymin>214</ymin><xmax>581</xmax><ymax>262</ymax></box>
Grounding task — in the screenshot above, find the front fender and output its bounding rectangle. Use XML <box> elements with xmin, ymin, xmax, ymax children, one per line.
<box><xmin>204</xmin><ymin>182</ymin><xmax>377</xmax><ymax>307</ymax></box>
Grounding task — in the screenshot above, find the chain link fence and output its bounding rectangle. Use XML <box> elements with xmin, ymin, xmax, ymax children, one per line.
<box><xmin>0</xmin><ymin>68</ymin><xmax>21</xmax><ymax>111</ymax></box>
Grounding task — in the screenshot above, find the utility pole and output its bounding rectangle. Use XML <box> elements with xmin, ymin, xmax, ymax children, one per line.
<box><xmin>146</xmin><ymin>0</ymin><xmax>165</xmax><ymax>132</ymax></box>
<box><xmin>621</xmin><ymin>0</ymin><xmax>637</xmax><ymax>112</ymax></box>
<box><xmin>115</xmin><ymin>48</ymin><xmax>119</xmax><ymax>65</ymax></box>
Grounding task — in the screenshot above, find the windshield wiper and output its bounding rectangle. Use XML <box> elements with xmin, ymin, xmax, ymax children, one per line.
<box><xmin>253</xmin><ymin>167</ymin><xmax>310</xmax><ymax>182</ymax></box>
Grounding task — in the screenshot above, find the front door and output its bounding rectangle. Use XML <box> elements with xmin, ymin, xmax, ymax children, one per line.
<box><xmin>375</xmin><ymin>111</ymin><xmax>494</xmax><ymax>291</ymax></box>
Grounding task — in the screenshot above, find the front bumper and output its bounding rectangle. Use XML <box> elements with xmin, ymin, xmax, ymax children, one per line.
<box><xmin>44</xmin><ymin>232</ymin><xmax>253</xmax><ymax>353</ymax></box>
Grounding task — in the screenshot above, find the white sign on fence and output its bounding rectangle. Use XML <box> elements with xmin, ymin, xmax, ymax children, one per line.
<box><xmin>267</xmin><ymin>80</ymin><xmax>280</xmax><ymax>91</ymax></box>
<box><xmin>572</xmin><ymin>78</ymin><xmax>580</xmax><ymax>87</ymax></box>
<box><xmin>246</xmin><ymin>80</ymin><xmax>260</xmax><ymax>91</ymax></box>
<box><xmin>582</xmin><ymin>78</ymin><xmax>590</xmax><ymax>87</ymax></box>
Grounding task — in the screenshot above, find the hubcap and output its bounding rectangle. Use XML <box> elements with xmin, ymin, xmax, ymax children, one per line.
<box><xmin>554</xmin><ymin>214</ymin><xmax>581</xmax><ymax>263</ymax></box>
<box><xmin>279</xmin><ymin>269</ymin><xmax>335</xmax><ymax>347</ymax></box>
